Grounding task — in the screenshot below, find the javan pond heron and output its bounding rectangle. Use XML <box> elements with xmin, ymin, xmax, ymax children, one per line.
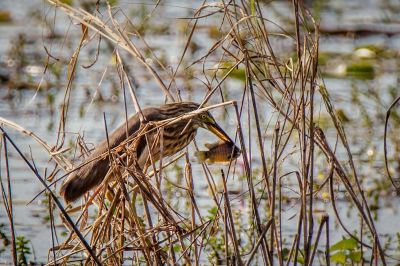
<box><xmin>60</xmin><ymin>102</ymin><xmax>237</xmax><ymax>203</ymax></box>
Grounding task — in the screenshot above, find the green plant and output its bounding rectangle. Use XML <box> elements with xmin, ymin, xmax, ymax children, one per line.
<box><xmin>0</xmin><ymin>224</ymin><xmax>9</xmax><ymax>246</ymax></box>
<box><xmin>330</xmin><ymin>238</ymin><xmax>362</xmax><ymax>265</ymax></box>
<box><xmin>16</xmin><ymin>236</ymin><xmax>31</xmax><ymax>266</ymax></box>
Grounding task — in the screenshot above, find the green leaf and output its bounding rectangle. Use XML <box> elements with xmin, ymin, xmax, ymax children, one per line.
<box><xmin>296</xmin><ymin>256</ymin><xmax>304</xmax><ymax>265</ymax></box>
<box><xmin>281</xmin><ymin>248</ymin><xmax>290</xmax><ymax>260</ymax></box>
<box><xmin>173</xmin><ymin>245</ymin><xmax>181</xmax><ymax>252</ymax></box>
<box><xmin>330</xmin><ymin>238</ymin><xmax>358</xmax><ymax>252</ymax></box>
<box><xmin>296</xmin><ymin>251</ymin><xmax>304</xmax><ymax>265</ymax></box>
<box><xmin>60</xmin><ymin>0</ymin><xmax>73</xmax><ymax>5</ymax></box>
<box><xmin>208</xmin><ymin>207</ymin><xmax>218</xmax><ymax>217</ymax></box>
<box><xmin>217</xmin><ymin>62</ymin><xmax>246</xmax><ymax>81</ymax></box>
<box><xmin>250</xmin><ymin>0</ymin><xmax>256</xmax><ymax>16</ymax></box>
<box><xmin>330</xmin><ymin>251</ymin><xmax>346</xmax><ymax>264</ymax></box>
<box><xmin>229</xmin><ymin>68</ymin><xmax>246</xmax><ymax>81</ymax></box>
<box><xmin>348</xmin><ymin>251</ymin><xmax>362</xmax><ymax>262</ymax></box>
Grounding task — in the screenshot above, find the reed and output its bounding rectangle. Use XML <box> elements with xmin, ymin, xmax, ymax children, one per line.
<box><xmin>0</xmin><ymin>0</ymin><xmax>393</xmax><ymax>265</ymax></box>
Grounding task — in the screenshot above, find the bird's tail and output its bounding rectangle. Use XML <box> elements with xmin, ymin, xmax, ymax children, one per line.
<box><xmin>194</xmin><ymin>151</ymin><xmax>207</xmax><ymax>163</ymax></box>
<box><xmin>60</xmin><ymin>155</ymin><xmax>110</xmax><ymax>204</ymax></box>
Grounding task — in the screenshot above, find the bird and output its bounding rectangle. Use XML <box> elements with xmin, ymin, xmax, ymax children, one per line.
<box><xmin>60</xmin><ymin>102</ymin><xmax>235</xmax><ymax>203</ymax></box>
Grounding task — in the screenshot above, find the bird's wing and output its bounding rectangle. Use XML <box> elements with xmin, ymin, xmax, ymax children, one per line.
<box><xmin>95</xmin><ymin>107</ymin><xmax>162</xmax><ymax>155</ymax></box>
<box><xmin>60</xmin><ymin>107</ymin><xmax>163</xmax><ymax>203</ymax></box>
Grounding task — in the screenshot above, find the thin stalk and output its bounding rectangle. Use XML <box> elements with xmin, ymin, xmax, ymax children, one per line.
<box><xmin>1</xmin><ymin>135</ymin><xmax>17</xmax><ymax>265</ymax></box>
<box><xmin>221</xmin><ymin>170</ymin><xmax>243</xmax><ymax>265</ymax></box>
<box><xmin>245</xmin><ymin>219</ymin><xmax>273</xmax><ymax>266</ymax></box>
<box><xmin>325</xmin><ymin>215</ymin><xmax>330</xmax><ymax>266</ymax></box>
<box><xmin>0</xmin><ymin>128</ymin><xmax>101</xmax><ymax>265</ymax></box>
<box><xmin>308</xmin><ymin>215</ymin><xmax>328</xmax><ymax>265</ymax></box>
<box><xmin>233</xmin><ymin>102</ymin><xmax>271</xmax><ymax>265</ymax></box>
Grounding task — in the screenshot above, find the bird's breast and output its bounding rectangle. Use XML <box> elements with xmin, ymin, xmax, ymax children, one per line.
<box><xmin>137</xmin><ymin>122</ymin><xmax>198</xmax><ymax>168</ymax></box>
<box><xmin>163</xmin><ymin>124</ymin><xmax>197</xmax><ymax>155</ymax></box>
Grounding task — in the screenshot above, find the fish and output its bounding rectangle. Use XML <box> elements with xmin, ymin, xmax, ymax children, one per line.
<box><xmin>194</xmin><ymin>141</ymin><xmax>241</xmax><ymax>164</ymax></box>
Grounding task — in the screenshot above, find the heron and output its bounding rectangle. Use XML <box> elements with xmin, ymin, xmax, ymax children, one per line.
<box><xmin>60</xmin><ymin>102</ymin><xmax>238</xmax><ymax>203</ymax></box>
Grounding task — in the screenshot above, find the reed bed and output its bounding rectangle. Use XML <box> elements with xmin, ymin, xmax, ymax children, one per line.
<box><xmin>0</xmin><ymin>0</ymin><xmax>394</xmax><ymax>265</ymax></box>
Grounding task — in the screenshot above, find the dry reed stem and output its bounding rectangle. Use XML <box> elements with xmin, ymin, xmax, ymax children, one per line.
<box><xmin>0</xmin><ymin>0</ymin><xmax>391</xmax><ymax>265</ymax></box>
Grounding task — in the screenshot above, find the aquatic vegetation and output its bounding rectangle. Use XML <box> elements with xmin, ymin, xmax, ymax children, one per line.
<box><xmin>0</xmin><ymin>0</ymin><xmax>399</xmax><ymax>265</ymax></box>
<box><xmin>346</xmin><ymin>62</ymin><xmax>375</xmax><ymax>79</ymax></box>
<box><xmin>329</xmin><ymin>238</ymin><xmax>362</xmax><ymax>265</ymax></box>
<box><xmin>16</xmin><ymin>236</ymin><xmax>32</xmax><ymax>266</ymax></box>
<box><xmin>0</xmin><ymin>224</ymin><xmax>9</xmax><ymax>248</ymax></box>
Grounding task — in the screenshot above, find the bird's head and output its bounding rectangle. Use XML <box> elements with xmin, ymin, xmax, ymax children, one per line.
<box><xmin>162</xmin><ymin>102</ymin><xmax>233</xmax><ymax>143</ymax></box>
<box><xmin>196</xmin><ymin>111</ymin><xmax>232</xmax><ymax>143</ymax></box>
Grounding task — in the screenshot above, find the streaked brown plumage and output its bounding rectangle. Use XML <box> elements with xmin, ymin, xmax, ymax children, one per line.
<box><xmin>60</xmin><ymin>102</ymin><xmax>234</xmax><ymax>203</ymax></box>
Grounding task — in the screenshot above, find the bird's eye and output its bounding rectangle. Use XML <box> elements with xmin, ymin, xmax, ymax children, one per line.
<box><xmin>201</xmin><ymin>114</ymin><xmax>207</xmax><ymax>120</ymax></box>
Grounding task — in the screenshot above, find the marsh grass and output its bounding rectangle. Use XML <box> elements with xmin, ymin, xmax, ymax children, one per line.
<box><xmin>0</xmin><ymin>0</ymin><xmax>396</xmax><ymax>265</ymax></box>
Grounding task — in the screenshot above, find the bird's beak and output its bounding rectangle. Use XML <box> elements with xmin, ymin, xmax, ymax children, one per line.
<box><xmin>207</xmin><ymin>123</ymin><xmax>232</xmax><ymax>143</ymax></box>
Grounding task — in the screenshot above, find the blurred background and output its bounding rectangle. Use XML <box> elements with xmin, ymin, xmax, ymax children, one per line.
<box><xmin>0</xmin><ymin>0</ymin><xmax>400</xmax><ymax>264</ymax></box>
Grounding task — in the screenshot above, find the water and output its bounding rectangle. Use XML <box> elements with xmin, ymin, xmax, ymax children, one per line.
<box><xmin>1</xmin><ymin>0</ymin><xmax>400</xmax><ymax>264</ymax></box>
